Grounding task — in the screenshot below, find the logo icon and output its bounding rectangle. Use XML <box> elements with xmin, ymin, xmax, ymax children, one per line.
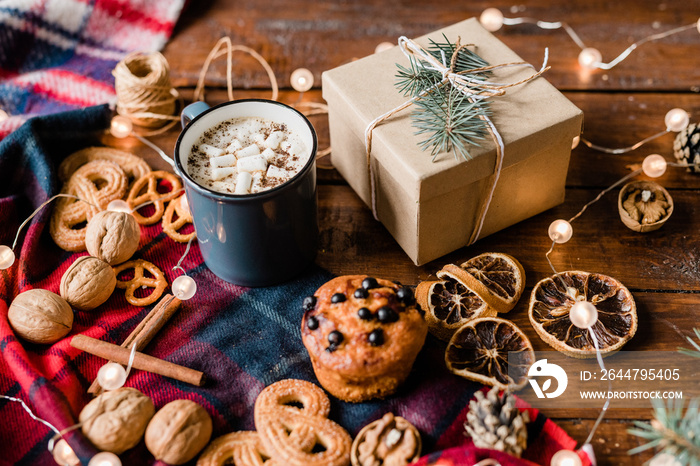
<box><xmin>528</xmin><ymin>359</ymin><xmax>568</xmax><ymax>399</ymax></box>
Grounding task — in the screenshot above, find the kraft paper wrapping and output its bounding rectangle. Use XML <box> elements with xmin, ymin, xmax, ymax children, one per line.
<box><xmin>322</xmin><ymin>18</ymin><xmax>583</xmax><ymax>265</ymax></box>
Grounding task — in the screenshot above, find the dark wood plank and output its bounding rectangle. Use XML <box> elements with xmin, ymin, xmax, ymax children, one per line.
<box><xmin>557</xmin><ymin>419</ymin><xmax>655</xmax><ymax>465</ymax></box>
<box><xmin>314</xmin><ymin>184</ymin><xmax>700</xmax><ymax>292</ymax></box>
<box><xmin>165</xmin><ymin>0</ymin><xmax>700</xmax><ymax>91</ymax></box>
<box><xmin>566</xmin><ymin>92</ymin><xmax>700</xmax><ymax>189</ymax></box>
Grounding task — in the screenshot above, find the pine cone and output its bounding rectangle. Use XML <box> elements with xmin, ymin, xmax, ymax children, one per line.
<box><xmin>464</xmin><ymin>387</ymin><xmax>529</xmax><ymax>458</ymax></box>
<box><xmin>673</xmin><ymin>123</ymin><xmax>700</xmax><ymax>173</ymax></box>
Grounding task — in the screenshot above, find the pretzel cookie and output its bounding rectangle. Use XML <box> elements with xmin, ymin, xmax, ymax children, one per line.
<box><xmin>127</xmin><ymin>171</ymin><xmax>182</xmax><ymax>225</ymax></box>
<box><xmin>162</xmin><ymin>195</ymin><xmax>196</xmax><ymax>243</ymax></box>
<box><xmin>50</xmin><ymin>160</ymin><xmax>128</xmax><ymax>251</ymax></box>
<box><xmin>59</xmin><ymin>147</ymin><xmax>151</xmax><ymax>184</ymax></box>
<box><xmin>254</xmin><ymin>379</ymin><xmax>351</xmax><ymax>466</ymax></box>
<box><xmin>113</xmin><ymin>259</ymin><xmax>167</xmax><ymax>306</ymax></box>
<box><xmin>197</xmin><ymin>431</ymin><xmax>271</xmax><ymax>466</ymax></box>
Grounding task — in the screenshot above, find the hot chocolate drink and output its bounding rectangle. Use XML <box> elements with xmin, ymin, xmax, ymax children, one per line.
<box><xmin>186</xmin><ymin>117</ymin><xmax>310</xmax><ymax>195</ymax></box>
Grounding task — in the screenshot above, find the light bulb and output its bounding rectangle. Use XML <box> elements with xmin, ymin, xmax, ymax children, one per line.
<box><xmin>107</xmin><ymin>199</ymin><xmax>132</xmax><ymax>213</ymax></box>
<box><xmin>551</xmin><ymin>450</ymin><xmax>583</xmax><ymax>466</ymax></box>
<box><xmin>569</xmin><ymin>301</ymin><xmax>598</xmax><ymax>329</ymax></box>
<box><xmin>480</xmin><ymin>8</ymin><xmax>504</xmax><ymax>32</ymax></box>
<box><xmin>88</xmin><ymin>452</ymin><xmax>122</xmax><ymax>466</ymax></box>
<box><xmin>642</xmin><ymin>154</ymin><xmax>667</xmax><ymax>178</ymax></box>
<box><xmin>0</xmin><ymin>245</ymin><xmax>15</xmax><ymax>270</ymax></box>
<box><xmin>578</xmin><ymin>48</ymin><xmax>602</xmax><ymax>70</ymax></box>
<box><xmin>290</xmin><ymin>68</ymin><xmax>314</xmax><ymax>93</ymax></box>
<box><xmin>0</xmin><ymin>108</ymin><xmax>8</xmax><ymax>122</ymax></box>
<box><xmin>571</xmin><ymin>135</ymin><xmax>580</xmax><ymax>149</ymax></box>
<box><xmin>664</xmin><ymin>108</ymin><xmax>689</xmax><ymax>132</ymax></box>
<box><xmin>374</xmin><ymin>42</ymin><xmax>394</xmax><ymax>53</ymax></box>
<box><xmin>110</xmin><ymin>115</ymin><xmax>133</xmax><ymax>139</ymax></box>
<box><xmin>97</xmin><ymin>362</ymin><xmax>127</xmax><ymax>391</ymax></box>
<box><xmin>548</xmin><ymin>219</ymin><xmax>573</xmax><ymax>244</ymax></box>
<box><xmin>172</xmin><ymin>275</ymin><xmax>197</xmax><ymax>300</ymax></box>
<box><xmin>697</xmin><ymin>17</ymin><xmax>700</xmax><ymax>34</ymax></box>
<box><xmin>52</xmin><ymin>439</ymin><xmax>80</xmax><ymax>466</ymax></box>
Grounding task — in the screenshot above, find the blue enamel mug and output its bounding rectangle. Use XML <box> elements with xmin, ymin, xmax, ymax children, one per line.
<box><xmin>175</xmin><ymin>99</ymin><xmax>318</xmax><ymax>286</ymax></box>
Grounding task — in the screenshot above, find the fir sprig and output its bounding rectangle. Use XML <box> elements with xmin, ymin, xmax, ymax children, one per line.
<box><xmin>628</xmin><ymin>398</ymin><xmax>700</xmax><ymax>465</ymax></box>
<box><xmin>394</xmin><ymin>35</ymin><xmax>492</xmax><ymax>161</ymax></box>
<box><xmin>678</xmin><ymin>328</ymin><xmax>700</xmax><ymax>358</ymax></box>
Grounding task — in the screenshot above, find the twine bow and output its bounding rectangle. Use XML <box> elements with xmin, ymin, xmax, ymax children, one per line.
<box><xmin>364</xmin><ymin>36</ymin><xmax>550</xmax><ymax>245</ymax></box>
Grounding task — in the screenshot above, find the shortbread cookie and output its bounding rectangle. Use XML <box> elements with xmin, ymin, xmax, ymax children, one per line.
<box><xmin>59</xmin><ymin>147</ymin><xmax>151</xmax><ymax>184</ymax></box>
<box><xmin>50</xmin><ymin>160</ymin><xmax>128</xmax><ymax>251</ymax></box>
<box><xmin>197</xmin><ymin>431</ymin><xmax>270</xmax><ymax>466</ymax></box>
<box><xmin>254</xmin><ymin>379</ymin><xmax>351</xmax><ymax>466</ymax></box>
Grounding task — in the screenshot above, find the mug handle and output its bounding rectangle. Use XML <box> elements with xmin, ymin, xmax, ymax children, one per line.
<box><xmin>181</xmin><ymin>101</ymin><xmax>211</xmax><ymax>128</ymax></box>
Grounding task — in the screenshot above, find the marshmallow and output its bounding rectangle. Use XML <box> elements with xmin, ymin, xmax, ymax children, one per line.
<box><xmin>237</xmin><ymin>155</ymin><xmax>268</xmax><ymax>173</ymax></box>
<box><xmin>210</xmin><ymin>153</ymin><xmax>237</xmax><ymax>169</ymax></box>
<box><xmin>262</xmin><ymin>148</ymin><xmax>277</xmax><ymax>163</ymax></box>
<box><xmin>211</xmin><ymin>167</ymin><xmax>237</xmax><ymax>180</ymax></box>
<box><xmin>199</xmin><ymin>143</ymin><xmax>225</xmax><ymax>158</ymax></box>
<box><xmin>265</xmin><ymin>131</ymin><xmax>285</xmax><ymax>149</ymax></box>
<box><xmin>226</xmin><ymin>139</ymin><xmax>242</xmax><ymax>153</ymax></box>
<box><xmin>251</xmin><ymin>172</ymin><xmax>264</xmax><ymax>192</ymax></box>
<box><xmin>266</xmin><ymin>164</ymin><xmax>292</xmax><ymax>180</ymax></box>
<box><xmin>253</xmin><ymin>133</ymin><xmax>266</xmax><ymax>145</ymax></box>
<box><xmin>234</xmin><ymin>172</ymin><xmax>253</xmax><ymax>194</ymax></box>
<box><xmin>288</xmin><ymin>142</ymin><xmax>305</xmax><ymax>156</ymax></box>
<box><xmin>237</xmin><ymin>144</ymin><xmax>261</xmax><ymax>158</ymax></box>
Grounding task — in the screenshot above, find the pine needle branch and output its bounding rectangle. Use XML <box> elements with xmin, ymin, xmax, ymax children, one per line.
<box><xmin>628</xmin><ymin>398</ymin><xmax>700</xmax><ymax>465</ymax></box>
<box><xmin>394</xmin><ymin>35</ymin><xmax>492</xmax><ymax>161</ymax></box>
<box><xmin>678</xmin><ymin>328</ymin><xmax>700</xmax><ymax>358</ymax></box>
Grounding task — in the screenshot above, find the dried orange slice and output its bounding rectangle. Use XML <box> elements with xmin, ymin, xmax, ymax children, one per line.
<box><xmin>445</xmin><ymin>252</ymin><xmax>526</xmax><ymax>314</ymax></box>
<box><xmin>417</xmin><ymin>253</ymin><xmax>525</xmax><ymax>341</ymax></box>
<box><xmin>529</xmin><ymin>271</ymin><xmax>637</xmax><ymax>358</ymax></box>
<box><xmin>445</xmin><ymin>317</ymin><xmax>535</xmax><ymax>390</ymax></box>
<box><xmin>416</xmin><ymin>278</ymin><xmax>494</xmax><ymax>341</ymax></box>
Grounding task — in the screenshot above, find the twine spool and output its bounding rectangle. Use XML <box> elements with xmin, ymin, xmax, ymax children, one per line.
<box><xmin>113</xmin><ymin>52</ymin><xmax>179</xmax><ymax>128</ymax></box>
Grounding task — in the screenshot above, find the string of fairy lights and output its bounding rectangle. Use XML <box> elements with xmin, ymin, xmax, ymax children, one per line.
<box><xmin>0</xmin><ymin>9</ymin><xmax>697</xmax><ymax>465</ymax></box>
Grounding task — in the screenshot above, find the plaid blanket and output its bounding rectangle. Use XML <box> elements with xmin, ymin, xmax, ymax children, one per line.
<box><xmin>0</xmin><ymin>0</ymin><xmax>186</xmax><ymax>141</ymax></box>
<box><xmin>0</xmin><ymin>105</ymin><xmax>588</xmax><ymax>465</ymax></box>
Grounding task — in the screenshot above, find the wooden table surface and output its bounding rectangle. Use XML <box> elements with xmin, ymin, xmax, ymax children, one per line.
<box><xmin>114</xmin><ymin>1</ymin><xmax>700</xmax><ymax>464</ymax></box>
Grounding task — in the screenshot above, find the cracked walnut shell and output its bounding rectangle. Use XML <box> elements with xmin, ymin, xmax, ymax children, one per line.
<box><xmin>80</xmin><ymin>387</ymin><xmax>155</xmax><ymax>454</ymax></box>
<box><xmin>145</xmin><ymin>399</ymin><xmax>213</xmax><ymax>465</ymax></box>
<box><xmin>85</xmin><ymin>210</ymin><xmax>141</xmax><ymax>265</ymax></box>
<box><xmin>618</xmin><ymin>180</ymin><xmax>673</xmax><ymax>233</ymax></box>
<box><xmin>8</xmin><ymin>289</ymin><xmax>73</xmax><ymax>344</ymax></box>
<box><xmin>352</xmin><ymin>413</ymin><xmax>422</xmax><ymax>466</ymax></box>
<box><xmin>60</xmin><ymin>256</ymin><xmax>116</xmax><ymax>311</ymax></box>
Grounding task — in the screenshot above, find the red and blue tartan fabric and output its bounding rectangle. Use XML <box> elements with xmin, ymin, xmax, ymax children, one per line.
<box><xmin>0</xmin><ymin>0</ymin><xmax>186</xmax><ymax>141</ymax></box>
<box><xmin>0</xmin><ymin>105</ymin><xmax>589</xmax><ymax>465</ymax></box>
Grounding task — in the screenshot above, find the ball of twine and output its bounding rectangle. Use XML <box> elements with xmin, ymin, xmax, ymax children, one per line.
<box><xmin>113</xmin><ymin>51</ymin><xmax>179</xmax><ymax>129</ymax></box>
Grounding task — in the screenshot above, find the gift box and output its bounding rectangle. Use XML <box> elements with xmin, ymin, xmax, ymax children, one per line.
<box><xmin>322</xmin><ymin>18</ymin><xmax>583</xmax><ymax>265</ymax></box>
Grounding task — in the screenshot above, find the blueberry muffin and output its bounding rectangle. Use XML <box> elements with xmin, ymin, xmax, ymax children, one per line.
<box><xmin>301</xmin><ymin>275</ymin><xmax>428</xmax><ymax>402</ymax></box>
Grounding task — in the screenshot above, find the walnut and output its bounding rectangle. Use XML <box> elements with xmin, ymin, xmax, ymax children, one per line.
<box><xmin>352</xmin><ymin>413</ymin><xmax>422</xmax><ymax>466</ymax></box>
<box><xmin>618</xmin><ymin>181</ymin><xmax>674</xmax><ymax>233</ymax></box>
<box><xmin>85</xmin><ymin>210</ymin><xmax>141</xmax><ymax>265</ymax></box>
<box><xmin>7</xmin><ymin>289</ymin><xmax>73</xmax><ymax>344</ymax></box>
<box><xmin>60</xmin><ymin>256</ymin><xmax>116</xmax><ymax>311</ymax></box>
<box><xmin>145</xmin><ymin>400</ymin><xmax>213</xmax><ymax>465</ymax></box>
<box><xmin>80</xmin><ymin>387</ymin><xmax>155</xmax><ymax>454</ymax></box>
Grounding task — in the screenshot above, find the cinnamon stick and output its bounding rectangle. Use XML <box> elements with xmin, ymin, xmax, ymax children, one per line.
<box><xmin>72</xmin><ymin>334</ymin><xmax>205</xmax><ymax>387</ymax></box>
<box><xmin>88</xmin><ymin>294</ymin><xmax>181</xmax><ymax>395</ymax></box>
